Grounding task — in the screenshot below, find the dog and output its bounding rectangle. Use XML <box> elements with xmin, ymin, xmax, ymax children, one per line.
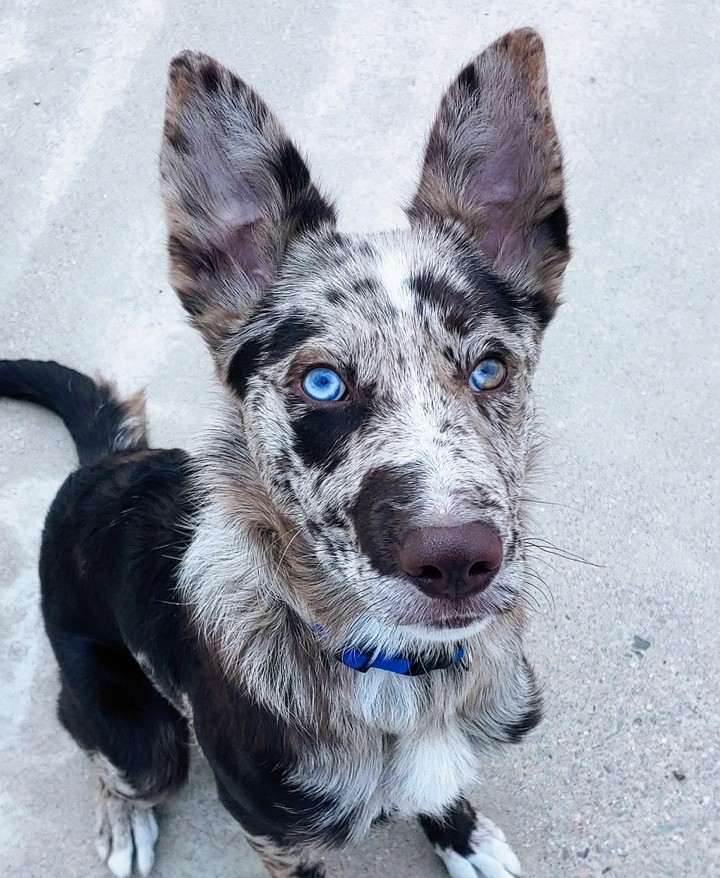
<box><xmin>0</xmin><ymin>28</ymin><xmax>570</xmax><ymax>878</ymax></box>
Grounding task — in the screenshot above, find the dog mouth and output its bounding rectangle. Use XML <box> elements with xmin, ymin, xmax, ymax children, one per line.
<box><xmin>392</xmin><ymin>555</ymin><xmax>517</xmax><ymax>630</ymax></box>
<box><xmin>433</xmin><ymin>610</ymin><xmax>487</xmax><ymax>629</ymax></box>
<box><xmin>394</xmin><ymin>589</ymin><xmax>504</xmax><ymax>631</ymax></box>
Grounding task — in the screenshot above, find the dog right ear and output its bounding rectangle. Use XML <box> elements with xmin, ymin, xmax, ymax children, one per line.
<box><xmin>408</xmin><ymin>29</ymin><xmax>570</xmax><ymax>318</ymax></box>
<box><xmin>160</xmin><ymin>52</ymin><xmax>336</xmax><ymax>351</ymax></box>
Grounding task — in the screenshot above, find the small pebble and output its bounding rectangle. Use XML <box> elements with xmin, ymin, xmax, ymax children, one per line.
<box><xmin>632</xmin><ymin>635</ymin><xmax>651</xmax><ymax>654</ymax></box>
<box><xmin>673</xmin><ymin>769</ymin><xmax>686</xmax><ymax>781</ymax></box>
<box><xmin>33</xmin><ymin>98</ymin><xmax>41</xmax><ymax>105</ymax></box>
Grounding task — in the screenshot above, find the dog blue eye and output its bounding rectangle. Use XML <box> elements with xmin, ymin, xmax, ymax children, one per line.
<box><xmin>469</xmin><ymin>358</ymin><xmax>506</xmax><ymax>392</ymax></box>
<box><xmin>302</xmin><ymin>367</ymin><xmax>346</xmax><ymax>402</ymax></box>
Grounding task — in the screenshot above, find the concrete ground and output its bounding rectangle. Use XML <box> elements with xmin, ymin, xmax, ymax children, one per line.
<box><xmin>1</xmin><ymin>1</ymin><xmax>718</xmax><ymax>876</ymax></box>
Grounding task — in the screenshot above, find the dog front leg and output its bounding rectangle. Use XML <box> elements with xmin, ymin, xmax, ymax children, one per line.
<box><xmin>213</xmin><ymin>774</ymin><xmax>332</xmax><ymax>878</ymax></box>
<box><xmin>419</xmin><ymin>797</ymin><xmax>522</xmax><ymax>878</ymax></box>
<box><xmin>241</xmin><ymin>832</ymin><xmax>330</xmax><ymax>878</ymax></box>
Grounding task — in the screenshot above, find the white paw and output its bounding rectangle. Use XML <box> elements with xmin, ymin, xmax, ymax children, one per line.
<box><xmin>436</xmin><ymin>815</ymin><xmax>522</xmax><ymax>878</ymax></box>
<box><xmin>95</xmin><ymin>786</ymin><xmax>159</xmax><ymax>877</ymax></box>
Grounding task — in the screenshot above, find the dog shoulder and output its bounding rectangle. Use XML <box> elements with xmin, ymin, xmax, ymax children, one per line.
<box><xmin>189</xmin><ymin>658</ymin><xmax>363</xmax><ymax>847</ymax></box>
<box><xmin>41</xmin><ymin>448</ymin><xmax>199</xmax><ymax>681</ymax></box>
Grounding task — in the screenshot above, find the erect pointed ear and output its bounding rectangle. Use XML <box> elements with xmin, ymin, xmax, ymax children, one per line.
<box><xmin>408</xmin><ymin>29</ymin><xmax>570</xmax><ymax>316</ymax></box>
<box><xmin>160</xmin><ymin>51</ymin><xmax>336</xmax><ymax>351</ymax></box>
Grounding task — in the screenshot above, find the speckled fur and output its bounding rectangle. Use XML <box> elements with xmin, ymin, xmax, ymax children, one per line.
<box><xmin>1</xmin><ymin>28</ymin><xmax>570</xmax><ymax>878</ymax></box>
<box><xmin>160</xmin><ymin>28</ymin><xmax>569</xmax><ymax>877</ymax></box>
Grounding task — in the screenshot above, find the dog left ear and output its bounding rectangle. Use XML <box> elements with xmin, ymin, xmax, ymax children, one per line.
<box><xmin>408</xmin><ymin>29</ymin><xmax>570</xmax><ymax>315</ymax></box>
<box><xmin>160</xmin><ymin>51</ymin><xmax>336</xmax><ymax>352</ymax></box>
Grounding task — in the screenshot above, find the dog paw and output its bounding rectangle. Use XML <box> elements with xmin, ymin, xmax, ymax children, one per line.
<box><xmin>435</xmin><ymin>815</ymin><xmax>522</xmax><ymax>878</ymax></box>
<box><xmin>95</xmin><ymin>785</ymin><xmax>159</xmax><ymax>877</ymax></box>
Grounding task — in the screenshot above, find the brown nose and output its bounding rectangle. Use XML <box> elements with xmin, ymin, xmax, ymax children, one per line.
<box><xmin>398</xmin><ymin>523</ymin><xmax>503</xmax><ymax>600</ymax></box>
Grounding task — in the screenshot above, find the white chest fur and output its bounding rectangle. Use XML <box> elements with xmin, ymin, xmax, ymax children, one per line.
<box><xmin>380</xmin><ymin>721</ymin><xmax>479</xmax><ymax>818</ymax></box>
<box><xmin>289</xmin><ymin>670</ymin><xmax>483</xmax><ymax>836</ymax></box>
<box><xmin>353</xmin><ymin>668</ymin><xmax>481</xmax><ymax>818</ymax></box>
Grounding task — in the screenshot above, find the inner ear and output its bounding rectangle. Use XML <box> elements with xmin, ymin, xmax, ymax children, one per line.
<box><xmin>408</xmin><ymin>28</ymin><xmax>570</xmax><ymax>314</ymax></box>
<box><xmin>160</xmin><ymin>51</ymin><xmax>336</xmax><ymax>352</ymax></box>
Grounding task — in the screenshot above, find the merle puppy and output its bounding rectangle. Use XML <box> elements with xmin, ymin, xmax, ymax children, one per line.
<box><xmin>0</xmin><ymin>28</ymin><xmax>570</xmax><ymax>878</ymax></box>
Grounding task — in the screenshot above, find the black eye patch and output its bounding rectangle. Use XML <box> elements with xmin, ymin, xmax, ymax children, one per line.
<box><xmin>291</xmin><ymin>403</ymin><xmax>372</xmax><ymax>473</ymax></box>
<box><xmin>226</xmin><ymin>316</ymin><xmax>320</xmax><ymax>398</ymax></box>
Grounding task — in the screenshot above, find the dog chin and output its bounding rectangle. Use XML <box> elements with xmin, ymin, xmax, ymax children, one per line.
<box><xmin>397</xmin><ymin>614</ymin><xmax>494</xmax><ymax>644</ymax></box>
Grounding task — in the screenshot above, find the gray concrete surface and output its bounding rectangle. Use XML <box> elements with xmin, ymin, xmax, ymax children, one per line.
<box><xmin>1</xmin><ymin>1</ymin><xmax>718</xmax><ymax>876</ymax></box>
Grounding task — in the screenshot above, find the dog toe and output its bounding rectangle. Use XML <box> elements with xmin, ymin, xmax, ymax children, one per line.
<box><xmin>107</xmin><ymin>843</ymin><xmax>134</xmax><ymax>878</ymax></box>
<box><xmin>467</xmin><ymin>837</ymin><xmax>522</xmax><ymax>877</ymax></box>
<box><xmin>132</xmin><ymin>808</ymin><xmax>159</xmax><ymax>876</ymax></box>
<box><xmin>95</xmin><ymin>784</ymin><xmax>159</xmax><ymax>877</ymax></box>
<box><xmin>434</xmin><ymin>812</ymin><xmax>522</xmax><ymax>878</ymax></box>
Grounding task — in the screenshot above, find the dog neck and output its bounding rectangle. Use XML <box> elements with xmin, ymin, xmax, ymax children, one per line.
<box><xmin>309</xmin><ymin>623</ymin><xmax>467</xmax><ymax>676</ymax></box>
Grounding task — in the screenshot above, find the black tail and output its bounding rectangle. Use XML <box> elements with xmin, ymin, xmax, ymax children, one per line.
<box><xmin>0</xmin><ymin>360</ymin><xmax>149</xmax><ymax>467</ymax></box>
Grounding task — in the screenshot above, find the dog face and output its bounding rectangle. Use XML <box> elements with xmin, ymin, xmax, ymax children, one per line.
<box><xmin>161</xmin><ymin>30</ymin><xmax>570</xmax><ymax>649</ymax></box>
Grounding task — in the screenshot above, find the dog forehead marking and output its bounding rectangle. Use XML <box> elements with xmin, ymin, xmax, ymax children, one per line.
<box><xmin>378</xmin><ymin>249</ymin><xmax>415</xmax><ymax>313</ymax></box>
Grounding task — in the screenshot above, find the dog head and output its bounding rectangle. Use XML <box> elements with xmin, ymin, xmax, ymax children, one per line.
<box><xmin>161</xmin><ymin>29</ymin><xmax>570</xmax><ymax>651</ymax></box>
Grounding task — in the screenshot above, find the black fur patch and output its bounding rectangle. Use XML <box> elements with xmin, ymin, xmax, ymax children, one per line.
<box><xmin>266</xmin><ymin>316</ymin><xmax>320</xmax><ymax>362</ymax></box>
<box><xmin>196</xmin><ymin>673</ymin><xmax>358</xmax><ymax>847</ymax></box>
<box><xmin>503</xmin><ymin>702</ymin><xmax>543</xmax><ymax>742</ymax></box>
<box><xmin>168</xmin><ymin>234</ymin><xmax>220</xmax><ymax>278</ymax></box>
<box><xmin>419</xmin><ymin>797</ymin><xmax>477</xmax><ymax>856</ymax></box>
<box><xmin>55</xmin><ymin>635</ymin><xmax>190</xmax><ymax>800</ymax></box>
<box><xmin>41</xmin><ymin>450</ymin><xmax>196</xmax><ymax>800</ymax></box>
<box><xmin>541</xmin><ymin>203</ymin><xmax>569</xmax><ymax>253</ymax></box>
<box><xmin>27</xmin><ymin>385</ymin><xmax>364</xmax><ymax>847</ymax></box>
<box><xmin>463</xmin><ymin>241</ymin><xmax>559</xmax><ymax>331</ymax></box>
<box><xmin>168</xmin><ymin>235</ymin><xmax>225</xmax><ymax>316</ymax></box>
<box><xmin>201</xmin><ymin>60</ymin><xmax>222</xmax><ymax>93</ymax></box>
<box><xmin>291</xmin><ymin>403</ymin><xmax>371</xmax><ymax>473</ymax></box>
<box><xmin>352</xmin><ymin>277</ymin><xmax>378</xmax><ymax>299</ymax></box>
<box><xmin>288</xmin><ymin>189</ymin><xmax>337</xmax><ymax>238</ymax></box>
<box><xmin>295</xmin><ymin>867</ymin><xmax>325</xmax><ymax>878</ymax></box>
<box><xmin>273</xmin><ymin>141</ymin><xmax>311</xmax><ymax>200</ymax></box>
<box><xmin>519</xmin><ymin>290</ymin><xmax>556</xmax><ymax>330</ymax></box>
<box><xmin>462</xmin><ymin>254</ymin><xmax>527</xmax><ymax>328</ymax></box>
<box><xmin>457</xmin><ymin>61</ymin><xmax>479</xmax><ymax>94</ymax></box>
<box><xmin>271</xmin><ymin>142</ymin><xmax>336</xmax><ymax>238</ymax></box>
<box><xmin>410</xmin><ymin>252</ymin><xmax>547</xmax><ymax>334</ymax></box>
<box><xmin>227</xmin><ymin>336</ymin><xmax>266</xmax><ymax>398</ymax></box>
<box><xmin>410</xmin><ymin>270</ymin><xmax>471</xmax><ymax>333</ymax></box>
<box><xmin>326</xmin><ymin>287</ymin><xmax>346</xmax><ymax>306</ymax></box>
<box><xmin>227</xmin><ymin>317</ymin><xmax>319</xmax><ymax>398</ymax></box>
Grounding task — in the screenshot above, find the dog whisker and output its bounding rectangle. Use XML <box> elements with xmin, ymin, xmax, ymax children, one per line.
<box><xmin>518</xmin><ymin>588</ymin><xmax>545</xmax><ymax>616</ymax></box>
<box><xmin>521</xmin><ymin>569</ymin><xmax>556</xmax><ymax>613</ymax></box>
<box><xmin>520</xmin><ymin>495</ymin><xmax>580</xmax><ymax>513</ymax></box>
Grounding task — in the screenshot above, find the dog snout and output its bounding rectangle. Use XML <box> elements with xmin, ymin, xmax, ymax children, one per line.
<box><xmin>398</xmin><ymin>522</ymin><xmax>502</xmax><ymax>600</ymax></box>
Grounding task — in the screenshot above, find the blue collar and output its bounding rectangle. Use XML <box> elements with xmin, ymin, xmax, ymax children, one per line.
<box><xmin>337</xmin><ymin>643</ymin><xmax>466</xmax><ymax>676</ymax></box>
<box><xmin>312</xmin><ymin>625</ymin><xmax>466</xmax><ymax>676</ymax></box>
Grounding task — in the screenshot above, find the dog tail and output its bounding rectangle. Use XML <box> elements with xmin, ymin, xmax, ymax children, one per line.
<box><xmin>0</xmin><ymin>359</ymin><xmax>149</xmax><ymax>467</ymax></box>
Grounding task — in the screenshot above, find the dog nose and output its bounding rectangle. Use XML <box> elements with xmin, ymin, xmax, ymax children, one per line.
<box><xmin>398</xmin><ymin>523</ymin><xmax>503</xmax><ymax>600</ymax></box>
